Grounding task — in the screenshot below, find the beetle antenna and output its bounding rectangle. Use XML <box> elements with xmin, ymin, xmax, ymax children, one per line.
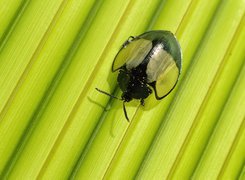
<box><xmin>123</xmin><ymin>101</ymin><xmax>129</xmax><ymax>122</ymax></box>
<box><xmin>95</xmin><ymin>88</ymin><xmax>121</xmax><ymax>100</ymax></box>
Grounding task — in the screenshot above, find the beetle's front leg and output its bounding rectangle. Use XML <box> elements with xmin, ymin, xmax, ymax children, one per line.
<box><xmin>122</xmin><ymin>36</ymin><xmax>136</xmax><ymax>48</ymax></box>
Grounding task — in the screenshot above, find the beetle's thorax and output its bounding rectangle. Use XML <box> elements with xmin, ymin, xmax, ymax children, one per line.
<box><xmin>118</xmin><ymin>65</ymin><xmax>152</xmax><ymax>101</ymax></box>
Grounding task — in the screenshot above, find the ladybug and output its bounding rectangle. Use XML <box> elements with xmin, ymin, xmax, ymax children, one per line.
<box><xmin>96</xmin><ymin>30</ymin><xmax>182</xmax><ymax>121</ymax></box>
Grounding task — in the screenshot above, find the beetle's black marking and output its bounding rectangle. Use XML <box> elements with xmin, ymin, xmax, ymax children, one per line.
<box><xmin>118</xmin><ymin>63</ymin><xmax>152</xmax><ymax>101</ymax></box>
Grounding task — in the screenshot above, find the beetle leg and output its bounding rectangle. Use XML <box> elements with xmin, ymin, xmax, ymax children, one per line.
<box><xmin>128</xmin><ymin>36</ymin><xmax>135</xmax><ymax>41</ymax></box>
<box><xmin>122</xmin><ymin>36</ymin><xmax>136</xmax><ymax>48</ymax></box>
<box><xmin>122</xmin><ymin>40</ymin><xmax>130</xmax><ymax>48</ymax></box>
<box><xmin>140</xmin><ymin>99</ymin><xmax>145</xmax><ymax>106</ymax></box>
<box><xmin>123</xmin><ymin>101</ymin><xmax>129</xmax><ymax>122</ymax></box>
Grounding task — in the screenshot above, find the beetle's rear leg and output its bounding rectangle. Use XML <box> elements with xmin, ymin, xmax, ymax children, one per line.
<box><xmin>140</xmin><ymin>99</ymin><xmax>145</xmax><ymax>106</ymax></box>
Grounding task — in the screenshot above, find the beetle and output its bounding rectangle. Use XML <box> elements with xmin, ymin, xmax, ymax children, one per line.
<box><xmin>96</xmin><ymin>30</ymin><xmax>182</xmax><ymax>121</ymax></box>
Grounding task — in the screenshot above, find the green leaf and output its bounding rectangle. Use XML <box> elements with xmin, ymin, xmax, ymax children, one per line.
<box><xmin>0</xmin><ymin>0</ymin><xmax>244</xmax><ymax>179</ymax></box>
